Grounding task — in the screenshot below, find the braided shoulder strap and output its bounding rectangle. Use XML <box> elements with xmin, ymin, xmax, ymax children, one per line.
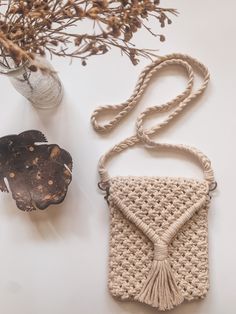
<box><xmin>91</xmin><ymin>53</ymin><xmax>215</xmax><ymax>189</ymax></box>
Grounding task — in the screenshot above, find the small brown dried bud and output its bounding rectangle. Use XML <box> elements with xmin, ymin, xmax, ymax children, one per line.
<box><xmin>28</xmin><ymin>65</ymin><xmax>38</xmax><ymax>72</ymax></box>
<box><xmin>74</xmin><ymin>5</ymin><xmax>84</xmax><ymax>16</ymax></box>
<box><xmin>74</xmin><ymin>36</ymin><xmax>83</xmax><ymax>46</ymax></box>
<box><xmin>124</xmin><ymin>31</ymin><xmax>132</xmax><ymax>42</ymax></box>
<box><xmin>87</xmin><ymin>7</ymin><xmax>100</xmax><ymax>19</ymax></box>
<box><xmin>133</xmin><ymin>18</ymin><xmax>141</xmax><ymax>28</ymax></box>
<box><xmin>93</xmin><ymin>0</ymin><xmax>108</xmax><ymax>9</ymax></box>
<box><xmin>160</xmin><ymin>35</ymin><xmax>165</xmax><ymax>42</ymax></box>
<box><xmin>102</xmin><ymin>32</ymin><xmax>108</xmax><ymax>39</ymax></box>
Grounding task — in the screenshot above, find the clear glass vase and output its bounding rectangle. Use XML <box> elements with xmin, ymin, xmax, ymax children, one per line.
<box><xmin>0</xmin><ymin>57</ymin><xmax>63</xmax><ymax>109</ymax></box>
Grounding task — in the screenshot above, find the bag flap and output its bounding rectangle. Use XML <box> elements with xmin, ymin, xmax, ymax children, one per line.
<box><xmin>108</xmin><ymin>176</ymin><xmax>209</xmax><ymax>238</ymax></box>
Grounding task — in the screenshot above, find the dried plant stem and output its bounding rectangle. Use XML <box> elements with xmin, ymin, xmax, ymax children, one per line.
<box><xmin>0</xmin><ymin>0</ymin><xmax>177</xmax><ymax>69</ymax></box>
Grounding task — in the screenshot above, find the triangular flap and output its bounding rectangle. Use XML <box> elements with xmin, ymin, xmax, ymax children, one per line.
<box><xmin>109</xmin><ymin>176</ymin><xmax>208</xmax><ymax>238</ymax></box>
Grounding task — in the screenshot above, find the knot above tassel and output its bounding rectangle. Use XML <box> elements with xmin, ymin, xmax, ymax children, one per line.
<box><xmin>136</xmin><ymin>240</ymin><xmax>184</xmax><ymax>310</ymax></box>
<box><xmin>154</xmin><ymin>241</ymin><xmax>168</xmax><ymax>261</ymax></box>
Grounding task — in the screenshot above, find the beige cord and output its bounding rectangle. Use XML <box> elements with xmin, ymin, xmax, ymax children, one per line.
<box><xmin>91</xmin><ymin>53</ymin><xmax>215</xmax><ymax>188</ymax></box>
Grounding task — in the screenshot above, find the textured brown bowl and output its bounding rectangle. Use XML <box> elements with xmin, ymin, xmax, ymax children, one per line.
<box><xmin>0</xmin><ymin>130</ymin><xmax>72</xmax><ymax>211</ymax></box>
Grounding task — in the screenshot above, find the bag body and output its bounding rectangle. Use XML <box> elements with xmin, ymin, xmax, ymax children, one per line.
<box><xmin>108</xmin><ymin>177</ymin><xmax>210</xmax><ymax>307</ymax></box>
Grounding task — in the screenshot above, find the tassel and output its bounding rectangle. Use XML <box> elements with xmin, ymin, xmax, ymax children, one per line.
<box><xmin>136</xmin><ymin>242</ymin><xmax>184</xmax><ymax>311</ymax></box>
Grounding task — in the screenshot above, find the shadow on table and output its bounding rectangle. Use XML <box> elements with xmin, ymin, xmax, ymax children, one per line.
<box><xmin>109</xmin><ymin>297</ymin><xmax>207</xmax><ymax>314</ymax></box>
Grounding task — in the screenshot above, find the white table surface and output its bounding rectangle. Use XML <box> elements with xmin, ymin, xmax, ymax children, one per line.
<box><xmin>0</xmin><ymin>1</ymin><xmax>235</xmax><ymax>313</ymax></box>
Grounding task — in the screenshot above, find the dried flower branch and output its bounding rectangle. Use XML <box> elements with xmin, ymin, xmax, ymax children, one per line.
<box><xmin>0</xmin><ymin>0</ymin><xmax>177</xmax><ymax>70</ymax></box>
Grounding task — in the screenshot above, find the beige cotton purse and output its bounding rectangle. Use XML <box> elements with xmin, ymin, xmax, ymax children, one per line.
<box><xmin>91</xmin><ymin>54</ymin><xmax>216</xmax><ymax>311</ymax></box>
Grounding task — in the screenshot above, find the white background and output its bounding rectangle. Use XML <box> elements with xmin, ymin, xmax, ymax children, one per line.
<box><xmin>0</xmin><ymin>0</ymin><xmax>235</xmax><ymax>313</ymax></box>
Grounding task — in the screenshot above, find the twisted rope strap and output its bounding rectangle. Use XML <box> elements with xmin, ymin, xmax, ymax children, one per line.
<box><xmin>91</xmin><ymin>53</ymin><xmax>215</xmax><ymax>310</ymax></box>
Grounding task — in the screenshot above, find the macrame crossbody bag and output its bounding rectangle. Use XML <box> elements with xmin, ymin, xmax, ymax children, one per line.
<box><xmin>91</xmin><ymin>54</ymin><xmax>216</xmax><ymax>311</ymax></box>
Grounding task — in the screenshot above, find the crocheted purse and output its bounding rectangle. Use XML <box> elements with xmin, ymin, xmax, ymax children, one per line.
<box><xmin>91</xmin><ymin>54</ymin><xmax>216</xmax><ymax>311</ymax></box>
